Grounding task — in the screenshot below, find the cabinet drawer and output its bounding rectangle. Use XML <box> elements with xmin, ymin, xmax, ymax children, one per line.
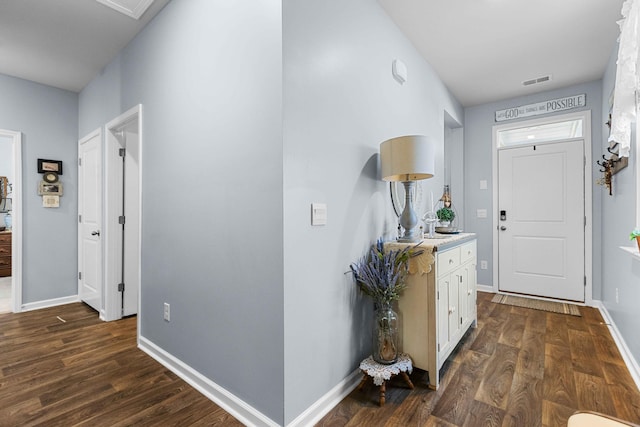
<box><xmin>460</xmin><ymin>241</ymin><xmax>476</xmax><ymax>264</ymax></box>
<box><xmin>437</xmin><ymin>247</ymin><xmax>460</xmax><ymax>276</ymax></box>
<box><xmin>0</xmin><ymin>245</ymin><xmax>9</xmax><ymax>256</ymax></box>
<box><xmin>0</xmin><ymin>233</ymin><xmax>11</xmax><ymax>244</ymax></box>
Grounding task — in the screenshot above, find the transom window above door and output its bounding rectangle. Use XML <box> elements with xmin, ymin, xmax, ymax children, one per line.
<box><xmin>497</xmin><ymin>118</ymin><xmax>583</xmax><ymax>147</ymax></box>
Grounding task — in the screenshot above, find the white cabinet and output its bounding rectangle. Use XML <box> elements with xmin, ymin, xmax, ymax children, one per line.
<box><xmin>397</xmin><ymin>237</ymin><xmax>477</xmax><ymax>389</ymax></box>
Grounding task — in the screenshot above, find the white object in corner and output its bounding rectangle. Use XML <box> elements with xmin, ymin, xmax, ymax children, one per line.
<box><xmin>392</xmin><ymin>59</ymin><xmax>407</xmax><ymax>84</ymax></box>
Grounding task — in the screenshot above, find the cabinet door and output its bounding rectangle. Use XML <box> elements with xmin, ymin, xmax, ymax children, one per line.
<box><xmin>437</xmin><ymin>275</ymin><xmax>452</xmax><ymax>359</ymax></box>
<box><xmin>448</xmin><ymin>272</ymin><xmax>461</xmax><ymax>343</ymax></box>
<box><xmin>456</xmin><ymin>268</ymin><xmax>467</xmax><ymax>330</ymax></box>
<box><xmin>465</xmin><ymin>263</ymin><xmax>477</xmax><ymax>324</ymax></box>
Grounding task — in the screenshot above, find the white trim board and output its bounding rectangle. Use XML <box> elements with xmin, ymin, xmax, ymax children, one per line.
<box><xmin>595</xmin><ymin>301</ymin><xmax>640</xmax><ymax>391</ymax></box>
<box><xmin>138</xmin><ymin>336</ymin><xmax>280</xmax><ymax>427</ymax></box>
<box><xmin>286</xmin><ymin>369</ymin><xmax>361</xmax><ymax>427</ymax></box>
<box><xmin>21</xmin><ymin>295</ymin><xmax>80</xmax><ymax>312</ymax></box>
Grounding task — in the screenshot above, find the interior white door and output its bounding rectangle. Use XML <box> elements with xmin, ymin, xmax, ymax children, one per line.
<box><xmin>78</xmin><ymin>130</ymin><xmax>103</xmax><ymax>312</ymax></box>
<box><xmin>498</xmin><ymin>139</ymin><xmax>584</xmax><ymax>301</ymax></box>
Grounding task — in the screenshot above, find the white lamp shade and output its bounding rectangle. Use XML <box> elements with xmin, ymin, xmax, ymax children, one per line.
<box><xmin>380</xmin><ymin>135</ymin><xmax>435</xmax><ymax>182</ymax></box>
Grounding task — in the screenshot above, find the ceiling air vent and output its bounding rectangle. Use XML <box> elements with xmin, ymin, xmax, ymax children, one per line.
<box><xmin>95</xmin><ymin>0</ymin><xmax>155</xmax><ymax>20</ymax></box>
<box><xmin>522</xmin><ymin>75</ymin><xmax>552</xmax><ymax>87</ymax></box>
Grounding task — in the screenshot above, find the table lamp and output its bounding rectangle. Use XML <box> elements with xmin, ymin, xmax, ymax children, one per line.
<box><xmin>380</xmin><ymin>135</ymin><xmax>435</xmax><ymax>242</ymax></box>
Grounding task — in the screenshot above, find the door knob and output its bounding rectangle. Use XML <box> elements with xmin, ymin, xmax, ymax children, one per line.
<box><xmin>91</xmin><ymin>230</ymin><xmax>100</xmax><ymax>236</ymax></box>
<box><xmin>500</xmin><ymin>226</ymin><xmax>507</xmax><ymax>231</ymax></box>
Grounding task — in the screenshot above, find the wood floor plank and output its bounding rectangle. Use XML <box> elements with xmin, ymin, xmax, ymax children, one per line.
<box><xmin>501</xmin><ymin>372</ymin><xmax>543</xmax><ymax>427</ymax></box>
<box><xmin>462</xmin><ymin>399</ymin><xmax>504</xmax><ymax>427</ymax></box>
<box><xmin>516</xmin><ymin>329</ymin><xmax>545</xmax><ymax>380</ymax></box>
<box><xmin>475</xmin><ymin>343</ymin><xmax>519</xmax><ymax>410</ymax></box>
<box><xmin>543</xmin><ymin>343</ymin><xmax>578</xmax><ymax>408</ymax></box>
<box><xmin>541</xmin><ymin>399</ymin><xmax>576</xmax><ymax>427</ymax></box>
<box><xmin>574</xmin><ymin>371</ymin><xmax>617</xmax><ymax>415</ymax></box>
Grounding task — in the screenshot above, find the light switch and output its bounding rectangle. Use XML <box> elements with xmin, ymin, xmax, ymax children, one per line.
<box><xmin>311</xmin><ymin>203</ymin><xmax>327</xmax><ymax>226</ymax></box>
<box><xmin>479</xmin><ymin>180</ymin><xmax>488</xmax><ymax>190</ymax></box>
<box><xmin>477</xmin><ymin>209</ymin><xmax>487</xmax><ymax>218</ymax></box>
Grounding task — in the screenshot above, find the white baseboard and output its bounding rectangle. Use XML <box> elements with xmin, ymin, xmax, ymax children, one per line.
<box><xmin>476</xmin><ymin>283</ymin><xmax>495</xmax><ymax>293</ymax></box>
<box><xmin>594</xmin><ymin>300</ymin><xmax>640</xmax><ymax>391</ymax></box>
<box><xmin>286</xmin><ymin>368</ymin><xmax>361</xmax><ymax>427</ymax></box>
<box><xmin>138</xmin><ymin>336</ymin><xmax>280</xmax><ymax>427</ymax></box>
<box><xmin>21</xmin><ymin>295</ymin><xmax>80</xmax><ymax>312</ymax></box>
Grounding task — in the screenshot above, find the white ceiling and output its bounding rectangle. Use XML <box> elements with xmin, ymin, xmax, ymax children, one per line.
<box><xmin>0</xmin><ymin>0</ymin><xmax>171</xmax><ymax>93</ymax></box>
<box><xmin>0</xmin><ymin>1</ymin><xmax>626</xmax><ymax>104</ymax></box>
<box><xmin>378</xmin><ymin>0</ymin><xmax>625</xmax><ymax>106</ymax></box>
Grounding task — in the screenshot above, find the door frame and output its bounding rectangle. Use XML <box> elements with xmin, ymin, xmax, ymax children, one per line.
<box><xmin>0</xmin><ymin>129</ymin><xmax>22</xmax><ymax>312</ymax></box>
<box><xmin>103</xmin><ymin>104</ymin><xmax>143</xmax><ymax>322</ymax></box>
<box><xmin>491</xmin><ymin>110</ymin><xmax>593</xmax><ymax>305</ymax></box>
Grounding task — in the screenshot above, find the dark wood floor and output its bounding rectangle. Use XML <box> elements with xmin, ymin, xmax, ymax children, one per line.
<box><xmin>318</xmin><ymin>292</ymin><xmax>640</xmax><ymax>426</ymax></box>
<box><xmin>2</xmin><ymin>293</ymin><xmax>639</xmax><ymax>426</ymax></box>
<box><xmin>0</xmin><ymin>303</ymin><xmax>243</xmax><ymax>426</ymax></box>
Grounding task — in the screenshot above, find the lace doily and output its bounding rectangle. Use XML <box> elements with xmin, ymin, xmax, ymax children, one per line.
<box><xmin>359</xmin><ymin>353</ymin><xmax>413</xmax><ymax>386</ymax></box>
<box><xmin>384</xmin><ymin>242</ymin><xmax>435</xmax><ymax>275</ymax></box>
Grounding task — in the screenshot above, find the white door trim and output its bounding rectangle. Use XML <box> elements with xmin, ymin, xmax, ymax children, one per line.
<box><xmin>0</xmin><ymin>129</ymin><xmax>22</xmax><ymax>312</ymax></box>
<box><xmin>491</xmin><ymin>110</ymin><xmax>593</xmax><ymax>305</ymax></box>
<box><xmin>103</xmin><ymin>104</ymin><xmax>143</xmax><ymax>322</ymax></box>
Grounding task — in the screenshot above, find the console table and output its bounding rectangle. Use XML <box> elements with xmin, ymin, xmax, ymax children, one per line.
<box><xmin>391</xmin><ymin>233</ymin><xmax>477</xmax><ymax>390</ymax></box>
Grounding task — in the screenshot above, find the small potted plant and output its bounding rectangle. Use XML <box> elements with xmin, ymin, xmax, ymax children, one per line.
<box><xmin>630</xmin><ymin>228</ymin><xmax>640</xmax><ymax>252</ymax></box>
<box><xmin>436</xmin><ymin>207</ymin><xmax>455</xmax><ymax>227</ymax></box>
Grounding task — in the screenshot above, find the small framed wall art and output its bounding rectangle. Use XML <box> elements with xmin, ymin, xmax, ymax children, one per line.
<box><xmin>37</xmin><ymin>159</ymin><xmax>63</xmax><ymax>175</ymax></box>
<box><xmin>38</xmin><ymin>182</ymin><xmax>63</xmax><ymax>196</ymax></box>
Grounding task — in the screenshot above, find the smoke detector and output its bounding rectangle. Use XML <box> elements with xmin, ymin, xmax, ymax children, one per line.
<box><xmin>522</xmin><ymin>75</ymin><xmax>552</xmax><ymax>87</ymax></box>
<box><xmin>95</xmin><ymin>0</ymin><xmax>155</xmax><ymax>20</ymax></box>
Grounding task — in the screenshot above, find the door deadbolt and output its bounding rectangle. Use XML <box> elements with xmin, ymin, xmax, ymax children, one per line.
<box><xmin>91</xmin><ymin>230</ymin><xmax>100</xmax><ymax>236</ymax></box>
<box><xmin>500</xmin><ymin>226</ymin><xmax>507</xmax><ymax>231</ymax></box>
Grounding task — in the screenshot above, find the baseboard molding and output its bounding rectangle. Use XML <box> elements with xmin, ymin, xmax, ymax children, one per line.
<box><xmin>286</xmin><ymin>368</ymin><xmax>361</xmax><ymax>427</ymax></box>
<box><xmin>138</xmin><ymin>336</ymin><xmax>280</xmax><ymax>427</ymax></box>
<box><xmin>594</xmin><ymin>300</ymin><xmax>640</xmax><ymax>391</ymax></box>
<box><xmin>476</xmin><ymin>284</ymin><xmax>495</xmax><ymax>293</ymax></box>
<box><xmin>21</xmin><ymin>295</ymin><xmax>79</xmax><ymax>312</ymax></box>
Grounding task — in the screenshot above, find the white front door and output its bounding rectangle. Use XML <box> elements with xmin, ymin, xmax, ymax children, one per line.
<box><xmin>498</xmin><ymin>139</ymin><xmax>584</xmax><ymax>302</ymax></box>
<box><xmin>78</xmin><ymin>130</ymin><xmax>103</xmax><ymax>312</ymax></box>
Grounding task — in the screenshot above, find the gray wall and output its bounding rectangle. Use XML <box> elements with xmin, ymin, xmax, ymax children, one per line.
<box><xmin>600</xmin><ymin>43</ymin><xmax>640</xmax><ymax>361</ymax></box>
<box><xmin>0</xmin><ymin>73</ymin><xmax>78</xmax><ymax>304</ymax></box>
<box><xmin>282</xmin><ymin>0</ymin><xmax>463</xmax><ymax>422</ymax></box>
<box><xmin>79</xmin><ymin>0</ymin><xmax>285</xmax><ymax>423</ymax></box>
<box><xmin>464</xmin><ymin>81</ymin><xmax>603</xmax><ymax>296</ymax></box>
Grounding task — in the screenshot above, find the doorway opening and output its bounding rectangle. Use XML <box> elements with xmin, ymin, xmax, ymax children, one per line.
<box><xmin>0</xmin><ymin>129</ymin><xmax>22</xmax><ymax>313</ymax></box>
<box><xmin>103</xmin><ymin>105</ymin><xmax>142</xmax><ymax>322</ymax></box>
<box><xmin>492</xmin><ymin>110</ymin><xmax>592</xmax><ymax>304</ymax></box>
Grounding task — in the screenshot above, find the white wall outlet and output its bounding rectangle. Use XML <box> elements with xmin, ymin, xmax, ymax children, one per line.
<box><xmin>477</xmin><ymin>209</ymin><xmax>487</xmax><ymax>218</ymax></box>
<box><xmin>164</xmin><ymin>302</ymin><xmax>170</xmax><ymax>321</ymax></box>
<box><xmin>480</xmin><ymin>260</ymin><xmax>488</xmax><ymax>270</ymax></box>
<box><xmin>311</xmin><ymin>203</ymin><xmax>327</xmax><ymax>226</ymax></box>
<box><xmin>479</xmin><ymin>180</ymin><xmax>488</xmax><ymax>190</ymax></box>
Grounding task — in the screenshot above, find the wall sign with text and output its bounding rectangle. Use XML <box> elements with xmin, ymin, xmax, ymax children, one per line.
<box><xmin>495</xmin><ymin>94</ymin><xmax>586</xmax><ymax>122</ymax></box>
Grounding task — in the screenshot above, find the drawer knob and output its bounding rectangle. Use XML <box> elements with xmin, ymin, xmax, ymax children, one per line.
<box><xmin>449</xmin><ymin>259</ymin><xmax>454</xmax><ymax>264</ymax></box>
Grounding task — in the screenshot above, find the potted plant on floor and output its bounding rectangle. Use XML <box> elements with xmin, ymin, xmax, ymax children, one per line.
<box><xmin>349</xmin><ymin>239</ymin><xmax>423</xmax><ymax>364</ymax></box>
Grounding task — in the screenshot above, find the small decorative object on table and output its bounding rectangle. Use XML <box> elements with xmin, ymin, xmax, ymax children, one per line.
<box><xmin>357</xmin><ymin>353</ymin><xmax>414</xmax><ymax>406</ymax></box>
<box><xmin>350</xmin><ymin>239</ymin><xmax>423</xmax><ymax>365</ymax></box>
<box><xmin>630</xmin><ymin>229</ymin><xmax>640</xmax><ymax>252</ymax></box>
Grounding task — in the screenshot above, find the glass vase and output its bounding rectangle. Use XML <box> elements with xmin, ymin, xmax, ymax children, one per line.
<box><xmin>372</xmin><ymin>303</ymin><xmax>399</xmax><ymax>364</ymax></box>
